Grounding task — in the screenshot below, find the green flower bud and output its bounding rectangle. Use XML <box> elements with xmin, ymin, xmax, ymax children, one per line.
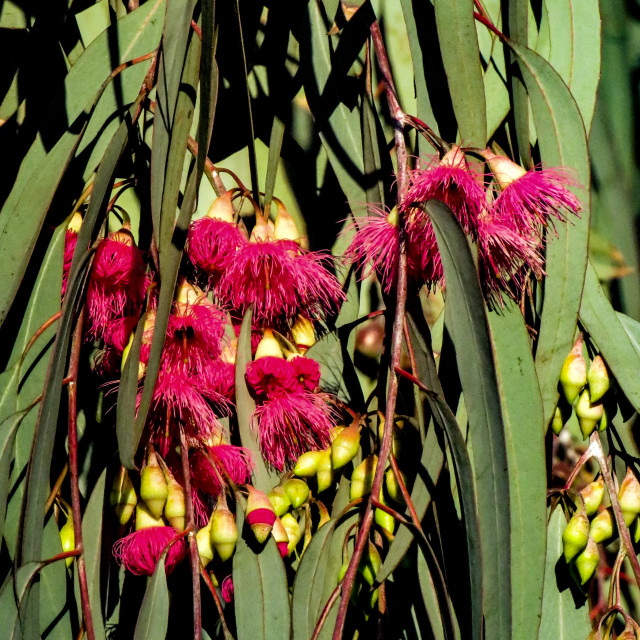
<box><xmin>575</xmin><ymin>389</ymin><xmax>604</xmax><ymax>439</ymax></box>
<box><xmin>140</xmin><ymin>451</ymin><xmax>168</xmax><ymax>520</ymax></box>
<box><xmin>164</xmin><ymin>474</ymin><xmax>186</xmax><ymax>531</ymax></box>
<box><xmin>210</xmin><ymin>499</ymin><xmax>238</xmax><ymax>562</ymax></box>
<box><xmin>587</xmin><ymin>355</ymin><xmax>610</xmax><ymax>403</ymax></box>
<box><xmin>268</xmin><ymin>486</ymin><xmax>291</xmax><ymax>517</ymax></box>
<box><xmin>330</xmin><ymin>424</ymin><xmax>360</xmax><ymax>469</ymax></box>
<box><xmin>316</xmin><ymin>450</ymin><xmax>334</xmax><ymax>493</ymax></box>
<box><xmin>385</xmin><ymin>467</ymin><xmax>406</xmax><ymax>506</ymax></box>
<box><xmin>562</xmin><ymin>504</ymin><xmax>590</xmax><ymax>562</ymax></box>
<box><xmin>580</xmin><ymin>477</ymin><xmax>604</xmax><ymax>518</ymax></box>
<box><xmin>590</xmin><ymin>507</ymin><xmax>614</xmax><ymax>544</ymax></box>
<box><xmin>559</xmin><ymin>336</ymin><xmax>587</xmax><ymax>405</ymax></box>
<box><xmin>196</xmin><ymin>521</ymin><xmax>214</xmax><ymax>567</ymax></box>
<box><xmin>574</xmin><ymin>536</ymin><xmax>599</xmax><ymax>585</ymax></box>
<box><xmin>110</xmin><ymin>467</ymin><xmax>137</xmax><ymax>526</ymax></box>
<box><xmin>246</xmin><ymin>486</ymin><xmax>276</xmax><ymax>543</ymax></box>
<box><xmin>135</xmin><ymin>503</ymin><xmax>164</xmax><ymax>530</ymax></box>
<box><xmin>619</xmin><ymin>468</ymin><xmax>640</xmax><ymax>526</ymax></box>
<box><xmin>59</xmin><ymin>516</ymin><xmax>75</xmax><ymax>568</ymax></box>
<box><xmin>375</xmin><ymin>506</ymin><xmax>395</xmax><ymax>535</ymax></box>
<box><xmin>350</xmin><ymin>455</ymin><xmax>378</xmax><ymax>500</ymax></box>
<box><xmin>294</xmin><ymin>450</ymin><xmax>323</xmax><ymax>477</ymax></box>
<box><xmin>358</xmin><ymin>541</ymin><xmax>382</xmax><ymax>586</ymax></box>
<box><xmin>283</xmin><ymin>479</ymin><xmax>310</xmax><ymax>509</ymax></box>
<box><xmin>377</xmin><ymin>415</ymin><xmax>404</xmax><ymax>459</ymax></box>
<box><xmin>281</xmin><ymin>512</ymin><xmax>302</xmax><ymax>554</ymax></box>
<box><xmin>551</xmin><ymin>397</ymin><xmax>572</xmax><ymax>436</ymax></box>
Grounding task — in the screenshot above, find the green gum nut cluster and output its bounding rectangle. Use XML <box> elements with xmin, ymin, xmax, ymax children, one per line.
<box><xmin>139</xmin><ymin>450</ymin><xmax>168</xmax><ymax>519</ymax></box>
<box><xmin>110</xmin><ymin>468</ymin><xmax>137</xmax><ymax>526</ymax></box>
<box><xmin>210</xmin><ymin>496</ymin><xmax>238</xmax><ymax>562</ymax></box>
<box><xmin>555</xmin><ymin>334</ymin><xmax>612</xmax><ymax>438</ymax></box>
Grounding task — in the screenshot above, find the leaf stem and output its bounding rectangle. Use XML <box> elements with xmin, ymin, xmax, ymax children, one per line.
<box><xmin>67</xmin><ymin>309</ymin><xmax>96</xmax><ymax>640</ymax></box>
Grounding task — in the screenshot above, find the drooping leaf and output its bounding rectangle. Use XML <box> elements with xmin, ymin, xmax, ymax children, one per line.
<box><xmin>133</xmin><ymin>558</ymin><xmax>170</xmax><ymax>640</ymax></box>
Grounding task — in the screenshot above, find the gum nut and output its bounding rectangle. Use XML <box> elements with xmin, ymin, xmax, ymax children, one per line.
<box><xmin>385</xmin><ymin>467</ymin><xmax>406</xmax><ymax>506</ymax></box>
<box><xmin>619</xmin><ymin>468</ymin><xmax>640</xmax><ymax>523</ymax></box>
<box><xmin>350</xmin><ymin>455</ymin><xmax>378</xmax><ymax>500</ymax></box>
<box><xmin>283</xmin><ymin>479</ymin><xmax>310</xmax><ymax>509</ymax></box>
<box><xmin>246</xmin><ymin>486</ymin><xmax>276</xmax><ymax>543</ymax></box>
<box><xmin>206</xmin><ymin>191</ymin><xmax>235</xmax><ymax>223</ymax></box>
<box><xmin>268</xmin><ymin>486</ymin><xmax>291</xmax><ymax>517</ymax></box>
<box><xmin>580</xmin><ymin>478</ymin><xmax>604</xmax><ymax>518</ymax></box>
<box><xmin>254</xmin><ymin>329</ymin><xmax>284</xmax><ymax>360</ymax></box>
<box><xmin>575</xmin><ymin>389</ymin><xmax>603</xmax><ymax>440</ymax></box>
<box><xmin>375</xmin><ymin>507</ymin><xmax>395</xmax><ymax>535</ymax></box>
<box><xmin>210</xmin><ymin>507</ymin><xmax>238</xmax><ymax>562</ymax></box>
<box><xmin>331</xmin><ymin>424</ymin><xmax>360</xmax><ymax>469</ymax></box>
<box><xmin>559</xmin><ymin>336</ymin><xmax>587</xmax><ymax>405</ymax></box>
<box><xmin>562</xmin><ymin>508</ymin><xmax>590</xmax><ymax>562</ymax></box>
<box><xmin>196</xmin><ymin>524</ymin><xmax>214</xmax><ymax>567</ymax></box>
<box><xmin>294</xmin><ymin>450</ymin><xmax>323</xmax><ymax>477</ymax></box>
<box><xmin>574</xmin><ymin>536</ymin><xmax>599</xmax><ymax>585</ymax></box>
<box><xmin>281</xmin><ymin>513</ymin><xmax>302</xmax><ymax>554</ymax></box>
<box><xmin>590</xmin><ymin>507</ymin><xmax>614</xmax><ymax>544</ymax></box>
<box><xmin>164</xmin><ymin>477</ymin><xmax>186</xmax><ymax>531</ymax></box>
<box><xmin>587</xmin><ymin>355</ymin><xmax>610</xmax><ymax>403</ymax></box>
<box><xmin>59</xmin><ymin>517</ymin><xmax>75</xmax><ymax>568</ymax></box>
<box><xmin>140</xmin><ymin>454</ymin><xmax>168</xmax><ymax>520</ymax></box>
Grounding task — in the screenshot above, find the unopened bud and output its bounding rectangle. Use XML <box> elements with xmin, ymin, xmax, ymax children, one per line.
<box><xmin>562</xmin><ymin>504</ymin><xmax>590</xmax><ymax>562</ymax></box>
<box><xmin>350</xmin><ymin>455</ymin><xmax>378</xmax><ymax>500</ymax></box>
<box><xmin>551</xmin><ymin>399</ymin><xmax>571</xmax><ymax>436</ymax></box>
<box><xmin>59</xmin><ymin>516</ymin><xmax>75</xmax><ymax>568</ymax></box>
<box><xmin>580</xmin><ymin>478</ymin><xmax>604</xmax><ymax>518</ymax></box>
<box><xmin>480</xmin><ymin>149</ymin><xmax>528</xmax><ymax>189</ymax></box>
<box><xmin>291</xmin><ymin>316</ymin><xmax>316</xmax><ymax>352</ymax></box>
<box><xmin>196</xmin><ymin>521</ymin><xmax>214</xmax><ymax>567</ymax></box>
<box><xmin>598</xmin><ymin>405</ymin><xmax>610</xmax><ymax>432</ymax></box>
<box><xmin>294</xmin><ymin>450</ymin><xmax>323</xmax><ymax>477</ymax></box>
<box><xmin>210</xmin><ymin>499</ymin><xmax>238</xmax><ymax>562</ymax></box>
<box><xmin>246</xmin><ymin>486</ymin><xmax>276</xmax><ymax>543</ymax></box>
<box><xmin>268</xmin><ymin>486</ymin><xmax>291</xmax><ymax>517</ymax></box>
<box><xmin>281</xmin><ymin>512</ymin><xmax>302</xmax><ymax>554</ymax></box>
<box><xmin>590</xmin><ymin>507</ymin><xmax>614</xmax><ymax>543</ymax></box>
<box><xmin>377</xmin><ymin>414</ymin><xmax>404</xmax><ymax>459</ymax></box>
<box><xmin>559</xmin><ymin>336</ymin><xmax>588</xmax><ymax>405</ymax></box>
<box><xmin>68</xmin><ymin>212</ymin><xmax>83</xmax><ymax>233</ymax></box>
<box><xmin>206</xmin><ymin>192</ymin><xmax>235</xmax><ymax>223</ymax></box>
<box><xmin>135</xmin><ymin>503</ymin><xmax>165</xmax><ymax>530</ymax></box>
<box><xmin>140</xmin><ymin>451</ymin><xmax>168</xmax><ymax>519</ymax></box>
<box><xmin>385</xmin><ymin>468</ymin><xmax>406</xmax><ymax>506</ymax></box>
<box><xmin>575</xmin><ymin>390</ymin><xmax>604</xmax><ymax>439</ymax></box>
<box><xmin>110</xmin><ymin>468</ymin><xmax>137</xmax><ymax>526</ymax></box>
<box><xmin>358</xmin><ymin>541</ymin><xmax>382</xmax><ymax>586</ymax></box>
<box><xmin>254</xmin><ymin>329</ymin><xmax>284</xmax><ymax>360</ymax></box>
<box><xmin>316</xmin><ymin>450</ymin><xmax>334</xmax><ymax>493</ymax></box>
<box><xmin>283</xmin><ymin>479</ymin><xmax>310</xmax><ymax>509</ymax></box>
<box><xmin>271</xmin><ymin>517</ymin><xmax>290</xmax><ymax>558</ymax></box>
<box><xmin>375</xmin><ymin>502</ymin><xmax>395</xmax><ymax>535</ymax></box>
<box><xmin>587</xmin><ymin>355</ymin><xmax>610</xmax><ymax>402</ymax></box>
<box><xmin>617</xmin><ymin>621</ymin><xmax>637</xmax><ymax>640</ymax></box>
<box><xmin>164</xmin><ymin>475</ymin><xmax>186</xmax><ymax>531</ymax></box>
<box><xmin>331</xmin><ymin>424</ymin><xmax>360</xmax><ymax>469</ymax></box>
<box><xmin>619</xmin><ymin>468</ymin><xmax>640</xmax><ymax>526</ymax></box>
<box><xmin>574</xmin><ymin>536</ymin><xmax>599</xmax><ymax>585</ymax></box>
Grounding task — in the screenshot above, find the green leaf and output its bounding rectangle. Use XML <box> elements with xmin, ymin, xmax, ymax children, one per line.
<box><xmin>417</xmin><ymin>550</ymin><xmax>447</xmax><ymax>640</ymax></box>
<box><xmin>579</xmin><ymin>262</ymin><xmax>640</xmax><ymax>413</ymax></box>
<box><xmin>133</xmin><ymin>558</ymin><xmax>169</xmax><ymax>640</ymax></box>
<box><xmin>489</xmin><ymin>301</ymin><xmax>546</xmax><ymax>639</ymax></box>
<box><xmin>264</xmin><ymin>118</ymin><xmax>286</xmax><ymax>214</ymax></box>
<box><xmin>75</xmin><ymin>0</ymin><xmax>111</xmax><ymax>48</ymax></box>
<box><xmin>233</xmin><ymin>509</ymin><xmax>290</xmax><ymax>640</ymax></box>
<box><xmin>538</xmin><ymin>508</ymin><xmax>591</xmax><ymax>640</ymax></box>
<box><xmin>361</xmin><ymin>93</ymin><xmax>386</xmax><ymax>207</ymax></box>
<box><xmin>509</xmin><ymin>41</ymin><xmax>590</xmax><ymax>426</ymax></box>
<box><xmin>434</xmin><ymin>0</ymin><xmax>487</xmax><ymax>147</ymax></box>
<box><xmin>426</xmin><ymin>200</ymin><xmax>511</xmax><ymax>640</ymax></box>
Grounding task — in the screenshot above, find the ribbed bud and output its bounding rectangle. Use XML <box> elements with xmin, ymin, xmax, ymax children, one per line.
<box><xmin>358</xmin><ymin>541</ymin><xmax>382</xmax><ymax>586</ymax></box>
<box><xmin>385</xmin><ymin>468</ymin><xmax>406</xmax><ymax>506</ymax></box>
<box><xmin>574</xmin><ymin>536</ymin><xmax>599</xmax><ymax>585</ymax></box>
<box><xmin>575</xmin><ymin>389</ymin><xmax>604</xmax><ymax>439</ymax></box>
<box><xmin>206</xmin><ymin>191</ymin><xmax>235</xmax><ymax>223</ymax></box>
<box><xmin>316</xmin><ymin>450</ymin><xmax>334</xmax><ymax>493</ymax></box>
<box><xmin>294</xmin><ymin>450</ymin><xmax>323</xmax><ymax>477</ymax></box>
<box><xmin>140</xmin><ymin>451</ymin><xmax>168</xmax><ymax>519</ymax></box>
<box><xmin>283</xmin><ymin>479</ymin><xmax>310</xmax><ymax>509</ymax></box>
<box><xmin>580</xmin><ymin>477</ymin><xmax>605</xmax><ymax>518</ymax></box>
<box><xmin>135</xmin><ymin>503</ymin><xmax>165</xmax><ymax>530</ymax></box>
<box><xmin>291</xmin><ymin>316</ymin><xmax>316</xmax><ymax>352</ymax></box>
<box><xmin>480</xmin><ymin>149</ymin><xmax>528</xmax><ymax>188</ymax></box>
<box><xmin>268</xmin><ymin>486</ymin><xmax>291</xmax><ymax>517</ymax></box>
<box><xmin>254</xmin><ymin>329</ymin><xmax>284</xmax><ymax>360</ymax></box>
<box><xmin>164</xmin><ymin>475</ymin><xmax>186</xmax><ymax>531</ymax></box>
<box><xmin>271</xmin><ymin>517</ymin><xmax>290</xmax><ymax>558</ymax></box>
<box><xmin>619</xmin><ymin>468</ymin><xmax>640</xmax><ymax>525</ymax></box>
<box><xmin>59</xmin><ymin>516</ymin><xmax>75</xmax><ymax>568</ymax></box>
<box><xmin>110</xmin><ymin>468</ymin><xmax>137</xmax><ymax>526</ymax></box>
<box><xmin>350</xmin><ymin>455</ymin><xmax>378</xmax><ymax>500</ymax></box>
<box><xmin>196</xmin><ymin>522</ymin><xmax>214</xmax><ymax>567</ymax></box>
<box><xmin>587</xmin><ymin>355</ymin><xmax>610</xmax><ymax>402</ymax></box>
<box><xmin>210</xmin><ymin>500</ymin><xmax>238</xmax><ymax>562</ymax></box>
<box><xmin>562</xmin><ymin>504</ymin><xmax>590</xmax><ymax>562</ymax></box>
<box><xmin>331</xmin><ymin>424</ymin><xmax>360</xmax><ymax>469</ymax></box>
<box><xmin>246</xmin><ymin>486</ymin><xmax>277</xmax><ymax>543</ymax></box>
<box><xmin>281</xmin><ymin>512</ymin><xmax>302</xmax><ymax>554</ymax></box>
<box><xmin>559</xmin><ymin>336</ymin><xmax>588</xmax><ymax>405</ymax></box>
<box><xmin>590</xmin><ymin>507</ymin><xmax>614</xmax><ymax>544</ymax></box>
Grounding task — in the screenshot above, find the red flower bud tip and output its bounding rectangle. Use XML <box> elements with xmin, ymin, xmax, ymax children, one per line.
<box><xmin>271</xmin><ymin>516</ymin><xmax>290</xmax><ymax>558</ymax></box>
<box><xmin>280</xmin><ymin>513</ymin><xmax>302</xmax><ymax>554</ymax></box>
<box><xmin>246</xmin><ymin>486</ymin><xmax>277</xmax><ymax>543</ymax></box>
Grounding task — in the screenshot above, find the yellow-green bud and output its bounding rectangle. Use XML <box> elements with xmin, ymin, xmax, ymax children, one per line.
<box><xmin>135</xmin><ymin>503</ymin><xmax>164</xmax><ymax>530</ymax></box>
<box><xmin>551</xmin><ymin>398</ymin><xmax>571</xmax><ymax>436</ymax></box>
<box><xmin>59</xmin><ymin>516</ymin><xmax>75</xmax><ymax>568</ymax></box>
<box><xmin>559</xmin><ymin>336</ymin><xmax>587</xmax><ymax>405</ymax></box>
<box><xmin>330</xmin><ymin>424</ymin><xmax>360</xmax><ymax>469</ymax></box>
<box><xmin>196</xmin><ymin>521</ymin><xmax>214</xmax><ymax>567</ymax></box>
<box><xmin>619</xmin><ymin>468</ymin><xmax>640</xmax><ymax>526</ymax></box>
<box><xmin>271</xmin><ymin>516</ymin><xmax>290</xmax><ymax>558</ymax></box>
<box><xmin>590</xmin><ymin>507</ymin><xmax>614</xmax><ymax>544</ymax></box>
<box><xmin>359</xmin><ymin>541</ymin><xmax>382</xmax><ymax>586</ymax></box>
<box><xmin>375</xmin><ymin>505</ymin><xmax>395</xmax><ymax>535</ymax></box>
<box><xmin>575</xmin><ymin>389</ymin><xmax>604</xmax><ymax>439</ymax></box>
<box><xmin>283</xmin><ymin>479</ymin><xmax>310</xmax><ymax>509</ymax></box>
<box><xmin>316</xmin><ymin>449</ymin><xmax>334</xmax><ymax>493</ymax></box>
<box><xmin>68</xmin><ymin>212</ymin><xmax>83</xmax><ymax>233</ymax></box>
<box><xmin>562</xmin><ymin>504</ymin><xmax>590</xmax><ymax>562</ymax></box>
<box><xmin>268</xmin><ymin>486</ymin><xmax>291</xmax><ymax>517</ymax></box>
<box><xmin>350</xmin><ymin>455</ymin><xmax>378</xmax><ymax>500</ymax></box>
<box><xmin>580</xmin><ymin>478</ymin><xmax>605</xmax><ymax>518</ymax></box>
<box><xmin>210</xmin><ymin>501</ymin><xmax>238</xmax><ymax>562</ymax></box>
<box><xmin>206</xmin><ymin>191</ymin><xmax>235</xmax><ymax>223</ymax></box>
<box><xmin>294</xmin><ymin>450</ymin><xmax>323</xmax><ymax>477</ymax></box>
<box><xmin>110</xmin><ymin>468</ymin><xmax>137</xmax><ymax>526</ymax></box>
<box><xmin>273</xmin><ymin>202</ymin><xmax>301</xmax><ymax>243</ymax></box>
<box><xmin>385</xmin><ymin>467</ymin><xmax>406</xmax><ymax>506</ymax></box>
<box><xmin>281</xmin><ymin>513</ymin><xmax>302</xmax><ymax>554</ymax></box>
<box><xmin>377</xmin><ymin>415</ymin><xmax>405</xmax><ymax>459</ymax></box>
<box><xmin>617</xmin><ymin>620</ymin><xmax>637</xmax><ymax>640</ymax></box>
<box><xmin>574</xmin><ymin>536</ymin><xmax>599</xmax><ymax>585</ymax></box>
<box><xmin>291</xmin><ymin>316</ymin><xmax>316</xmax><ymax>352</ymax></box>
<box><xmin>164</xmin><ymin>475</ymin><xmax>186</xmax><ymax>531</ymax></box>
<box><xmin>255</xmin><ymin>329</ymin><xmax>284</xmax><ymax>360</ymax></box>
<box><xmin>140</xmin><ymin>451</ymin><xmax>168</xmax><ymax>519</ymax></box>
<box><xmin>587</xmin><ymin>355</ymin><xmax>610</xmax><ymax>403</ymax></box>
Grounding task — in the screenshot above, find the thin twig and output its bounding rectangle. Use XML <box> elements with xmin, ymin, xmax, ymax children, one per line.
<box><xmin>563</xmin><ymin>441</ymin><xmax>596</xmax><ymax>490</ymax></box>
<box><xmin>45</xmin><ymin>464</ymin><xmax>69</xmax><ymax>515</ymax></box>
<box><xmin>331</xmin><ymin>21</ymin><xmax>409</xmax><ymax>640</ymax></box>
<box><xmin>473</xmin><ymin>11</ymin><xmax>506</xmax><ymax>41</ymax></box>
<box><xmin>180</xmin><ymin>429</ymin><xmax>202</xmax><ymax>640</ymax></box>
<box><xmin>67</xmin><ymin>309</ymin><xmax>95</xmax><ymax>640</ymax></box>
<box><xmin>591</xmin><ymin>432</ymin><xmax>640</xmax><ymax>590</ymax></box>
<box><xmin>200</xmin><ymin>568</ymin><xmax>234</xmax><ymax>640</ymax></box>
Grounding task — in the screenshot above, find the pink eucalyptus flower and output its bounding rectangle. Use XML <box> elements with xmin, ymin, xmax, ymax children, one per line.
<box><xmin>62</xmin><ymin>230</ymin><xmax>77</xmax><ymax>298</ymax></box>
<box><xmin>203</xmin><ymin>360</ymin><xmax>236</xmax><ymax>402</ymax></box>
<box><xmin>112</xmin><ymin>527</ymin><xmax>187</xmax><ymax>576</ymax></box>
<box><xmin>222</xmin><ymin>575</ymin><xmax>234</xmax><ymax>603</ymax></box>
<box><xmin>190</xmin><ymin>444</ymin><xmax>254</xmax><ymax>496</ymax></box>
<box><xmin>252</xmin><ymin>392</ymin><xmax>336</xmax><ymax>471</ymax></box>
<box><xmin>289</xmin><ymin>356</ymin><xmax>321</xmax><ymax>392</ymax></box>
<box><xmin>245</xmin><ymin>356</ymin><xmax>300</xmax><ymax>399</ymax></box>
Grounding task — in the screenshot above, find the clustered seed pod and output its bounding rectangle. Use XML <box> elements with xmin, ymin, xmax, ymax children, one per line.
<box><xmin>562</xmin><ymin>503</ymin><xmax>590</xmax><ymax>563</ymax></box>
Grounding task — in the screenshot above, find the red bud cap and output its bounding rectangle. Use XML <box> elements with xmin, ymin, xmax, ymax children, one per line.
<box><xmin>271</xmin><ymin>517</ymin><xmax>290</xmax><ymax>558</ymax></box>
<box><xmin>619</xmin><ymin>468</ymin><xmax>640</xmax><ymax>525</ymax></box>
<box><xmin>246</xmin><ymin>486</ymin><xmax>276</xmax><ymax>543</ymax></box>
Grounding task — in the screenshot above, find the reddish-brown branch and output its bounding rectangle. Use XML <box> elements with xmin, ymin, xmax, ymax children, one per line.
<box><xmin>191</xmin><ymin>19</ymin><xmax>202</xmax><ymax>40</ymax></box>
<box><xmin>21</xmin><ymin>312</ymin><xmax>61</xmax><ymax>363</ymax></box>
<box><xmin>200</xmin><ymin>569</ymin><xmax>234</xmax><ymax>640</ymax></box>
<box><xmin>312</xmin><ymin>582</ymin><xmax>343</xmax><ymax>640</ymax></box>
<box><xmin>473</xmin><ymin>11</ymin><xmax>506</xmax><ymax>41</ymax></box>
<box><xmin>180</xmin><ymin>429</ymin><xmax>202</xmax><ymax>640</ymax></box>
<box><xmin>67</xmin><ymin>309</ymin><xmax>95</xmax><ymax>640</ymax></box>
